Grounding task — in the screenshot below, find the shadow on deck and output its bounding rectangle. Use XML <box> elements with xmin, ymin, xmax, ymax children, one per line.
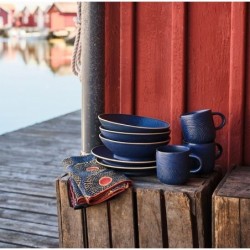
<box><xmin>0</xmin><ymin>111</ymin><xmax>81</xmax><ymax>248</ymax></box>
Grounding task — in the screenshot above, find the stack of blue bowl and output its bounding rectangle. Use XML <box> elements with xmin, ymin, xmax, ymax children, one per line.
<box><xmin>91</xmin><ymin>114</ymin><xmax>171</xmax><ymax>176</ymax></box>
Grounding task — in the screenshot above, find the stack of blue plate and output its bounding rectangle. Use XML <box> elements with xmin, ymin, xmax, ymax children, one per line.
<box><xmin>91</xmin><ymin>114</ymin><xmax>171</xmax><ymax>176</ymax></box>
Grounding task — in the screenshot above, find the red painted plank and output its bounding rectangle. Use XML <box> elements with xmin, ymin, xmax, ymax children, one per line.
<box><xmin>119</xmin><ymin>3</ymin><xmax>135</xmax><ymax>114</ymax></box>
<box><xmin>187</xmin><ymin>3</ymin><xmax>231</xmax><ymax>170</ymax></box>
<box><xmin>228</xmin><ymin>3</ymin><xmax>247</xmax><ymax>168</ymax></box>
<box><xmin>170</xmin><ymin>3</ymin><xmax>187</xmax><ymax>144</ymax></box>
<box><xmin>134</xmin><ymin>3</ymin><xmax>172</xmax><ymax>123</ymax></box>
<box><xmin>244</xmin><ymin>4</ymin><xmax>250</xmax><ymax>165</ymax></box>
<box><xmin>105</xmin><ymin>3</ymin><xmax>121</xmax><ymax>113</ymax></box>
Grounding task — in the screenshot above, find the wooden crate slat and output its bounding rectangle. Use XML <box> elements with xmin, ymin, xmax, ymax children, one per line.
<box><xmin>213</xmin><ymin>196</ymin><xmax>240</xmax><ymax>247</ymax></box>
<box><xmin>195</xmin><ymin>170</ymin><xmax>222</xmax><ymax>247</ymax></box>
<box><xmin>165</xmin><ymin>192</ymin><xmax>193</xmax><ymax>248</ymax></box>
<box><xmin>109</xmin><ymin>188</ymin><xmax>136</xmax><ymax>248</ymax></box>
<box><xmin>56</xmin><ymin>178</ymin><xmax>85</xmax><ymax>248</ymax></box>
<box><xmin>240</xmin><ymin>198</ymin><xmax>250</xmax><ymax>247</ymax></box>
<box><xmin>86</xmin><ymin>202</ymin><xmax>110</xmax><ymax>248</ymax></box>
<box><xmin>137</xmin><ymin>188</ymin><xmax>163</xmax><ymax>248</ymax></box>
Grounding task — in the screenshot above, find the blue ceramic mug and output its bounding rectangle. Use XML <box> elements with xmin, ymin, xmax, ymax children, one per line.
<box><xmin>156</xmin><ymin>145</ymin><xmax>202</xmax><ymax>185</ymax></box>
<box><xmin>183</xmin><ymin>141</ymin><xmax>223</xmax><ymax>174</ymax></box>
<box><xmin>180</xmin><ymin>109</ymin><xmax>226</xmax><ymax>143</ymax></box>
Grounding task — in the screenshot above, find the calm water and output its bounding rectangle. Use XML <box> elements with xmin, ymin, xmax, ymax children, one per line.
<box><xmin>0</xmin><ymin>38</ymin><xmax>81</xmax><ymax>135</ymax></box>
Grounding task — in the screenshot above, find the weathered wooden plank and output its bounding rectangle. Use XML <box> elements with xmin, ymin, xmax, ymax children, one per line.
<box><xmin>0</xmin><ymin>176</ymin><xmax>55</xmax><ymax>188</ymax></box>
<box><xmin>0</xmin><ymin>192</ymin><xmax>57</xmax><ymax>215</ymax></box>
<box><xmin>56</xmin><ymin>178</ymin><xmax>63</xmax><ymax>247</ymax></box>
<box><xmin>0</xmin><ymin>228</ymin><xmax>58</xmax><ymax>248</ymax></box>
<box><xmin>137</xmin><ymin>188</ymin><xmax>163</xmax><ymax>248</ymax></box>
<box><xmin>0</xmin><ymin>217</ymin><xmax>58</xmax><ymax>238</ymax></box>
<box><xmin>0</xmin><ymin>175</ymin><xmax>56</xmax><ymax>187</ymax></box>
<box><xmin>109</xmin><ymin>188</ymin><xmax>135</xmax><ymax>248</ymax></box>
<box><xmin>165</xmin><ymin>192</ymin><xmax>193</xmax><ymax>248</ymax></box>
<box><xmin>217</xmin><ymin>182</ymin><xmax>250</xmax><ymax>198</ymax></box>
<box><xmin>86</xmin><ymin>202</ymin><xmax>110</xmax><ymax>248</ymax></box>
<box><xmin>240</xmin><ymin>198</ymin><xmax>250</xmax><ymax>247</ymax></box>
<box><xmin>0</xmin><ymin>208</ymin><xmax>58</xmax><ymax>226</ymax></box>
<box><xmin>225</xmin><ymin>175</ymin><xmax>250</xmax><ymax>183</ymax></box>
<box><xmin>57</xmin><ymin>177</ymin><xmax>84</xmax><ymax>248</ymax></box>
<box><xmin>213</xmin><ymin>167</ymin><xmax>250</xmax><ymax>199</ymax></box>
<box><xmin>0</xmin><ymin>171</ymin><xmax>59</xmax><ymax>182</ymax></box>
<box><xmin>0</xmin><ymin>146</ymin><xmax>79</xmax><ymax>156</ymax></box>
<box><xmin>133</xmin><ymin>175</ymin><xmax>206</xmax><ymax>194</ymax></box>
<box><xmin>213</xmin><ymin>196</ymin><xmax>240</xmax><ymax>247</ymax></box>
<box><xmin>0</xmin><ymin>166</ymin><xmax>61</xmax><ymax>177</ymax></box>
<box><xmin>0</xmin><ymin>241</ymin><xmax>26</xmax><ymax>248</ymax></box>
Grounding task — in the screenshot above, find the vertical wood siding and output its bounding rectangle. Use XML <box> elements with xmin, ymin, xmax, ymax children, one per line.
<box><xmin>244</xmin><ymin>5</ymin><xmax>250</xmax><ymax>165</ymax></box>
<box><xmin>104</xmin><ymin>2</ymin><xmax>249</xmax><ymax>171</ymax></box>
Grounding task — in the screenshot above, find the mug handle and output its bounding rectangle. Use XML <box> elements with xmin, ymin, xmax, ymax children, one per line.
<box><xmin>215</xmin><ymin>142</ymin><xmax>223</xmax><ymax>159</ymax></box>
<box><xmin>212</xmin><ymin>112</ymin><xmax>226</xmax><ymax>130</ymax></box>
<box><xmin>189</xmin><ymin>154</ymin><xmax>202</xmax><ymax>173</ymax></box>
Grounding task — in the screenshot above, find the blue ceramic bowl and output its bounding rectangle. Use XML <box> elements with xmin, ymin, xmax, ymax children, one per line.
<box><xmin>99</xmin><ymin>126</ymin><xmax>170</xmax><ymax>143</ymax></box>
<box><xmin>99</xmin><ymin>134</ymin><xmax>169</xmax><ymax>161</ymax></box>
<box><xmin>98</xmin><ymin>114</ymin><xmax>170</xmax><ymax>133</ymax></box>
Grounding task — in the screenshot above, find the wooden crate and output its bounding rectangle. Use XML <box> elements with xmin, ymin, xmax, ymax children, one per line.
<box><xmin>56</xmin><ymin>170</ymin><xmax>221</xmax><ymax>248</ymax></box>
<box><xmin>213</xmin><ymin>166</ymin><xmax>250</xmax><ymax>248</ymax></box>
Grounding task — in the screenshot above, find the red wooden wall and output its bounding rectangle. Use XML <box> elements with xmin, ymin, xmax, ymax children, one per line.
<box><xmin>104</xmin><ymin>2</ymin><xmax>249</xmax><ymax>172</ymax></box>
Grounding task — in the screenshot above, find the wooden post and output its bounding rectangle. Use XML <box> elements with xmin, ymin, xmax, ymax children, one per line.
<box><xmin>80</xmin><ymin>3</ymin><xmax>105</xmax><ymax>153</ymax></box>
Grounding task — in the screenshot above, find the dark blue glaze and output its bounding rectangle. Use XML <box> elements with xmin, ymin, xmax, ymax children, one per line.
<box><xmin>183</xmin><ymin>141</ymin><xmax>223</xmax><ymax>174</ymax></box>
<box><xmin>99</xmin><ymin>134</ymin><xmax>169</xmax><ymax>161</ymax></box>
<box><xmin>96</xmin><ymin>159</ymin><xmax>156</xmax><ymax>177</ymax></box>
<box><xmin>91</xmin><ymin>145</ymin><xmax>156</xmax><ymax>164</ymax></box>
<box><xmin>100</xmin><ymin>126</ymin><xmax>170</xmax><ymax>143</ymax></box>
<box><xmin>180</xmin><ymin>109</ymin><xmax>226</xmax><ymax>143</ymax></box>
<box><xmin>98</xmin><ymin>113</ymin><xmax>170</xmax><ymax>133</ymax></box>
<box><xmin>101</xmin><ymin>159</ymin><xmax>155</xmax><ymax>168</ymax></box>
<box><xmin>156</xmin><ymin>145</ymin><xmax>202</xmax><ymax>185</ymax></box>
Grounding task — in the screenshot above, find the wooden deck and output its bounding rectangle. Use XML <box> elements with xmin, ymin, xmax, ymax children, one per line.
<box><xmin>0</xmin><ymin>111</ymin><xmax>81</xmax><ymax>248</ymax></box>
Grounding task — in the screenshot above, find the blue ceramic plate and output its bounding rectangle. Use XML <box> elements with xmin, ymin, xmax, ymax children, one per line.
<box><xmin>100</xmin><ymin>126</ymin><xmax>171</xmax><ymax>143</ymax></box>
<box><xmin>99</xmin><ymin>134</ymin><xmax>169</xmax><ymax>161</ymax></box>
<box><xmin>101</xmin><ymin>159</ymin><xmax>155</xmax><ymax>168</ymax></box>
<box><xmin>96</xmin><ymin>159</ymin><xmax>156</xmax><ymax>170</ymax></box>
<box><xmin>98</xmin><ymin>113</ymin><xmax>170</xmax><ymax>133</ymax></box>
<box><xmin>96</xmin><ymin>159</ymin><xmax>156</xmax><ymax>177</ymax></box>
<box><xmin>91</xmin><ymin>145</ymin><xmax>156</xmax><ymax>164</ymax></box>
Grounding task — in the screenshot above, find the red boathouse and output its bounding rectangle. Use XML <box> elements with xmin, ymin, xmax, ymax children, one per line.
<box><xmin>104</xmin><ymin>2</ymin><xmax>250</xmax><ymax>172</ymax></box>
<box><xmin>45</xmin><ymin>2</ymin><xmax>77</xmax><ymax>31</ymax></box>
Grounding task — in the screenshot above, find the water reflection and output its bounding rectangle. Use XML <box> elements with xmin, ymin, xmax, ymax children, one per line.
<box><xmin>0</xmin><ymin>38</ymin><xmax>81</xmax><ymax>135</ymax></box>
<box><xmin>0</xmin><ymin>38</ymin><xmax>74</xmax><ymax>75</ymax></box>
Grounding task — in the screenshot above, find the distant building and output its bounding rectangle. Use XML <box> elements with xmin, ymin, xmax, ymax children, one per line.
<box><xmin>33</xmin><ymin>6</ymin><xmax>45</xmax><ymax>29</ymax></box>
<box><xmin>0</xmin><ymin>4</ymin><xmax>15</xmax><ymax>28</ymax></box>
<box><xmin>19</xmin><ymin>6</ymin><xmax>35</xmax><ymax>28</ymax></box>
<box><xmin>45</xmin><ymin>3</ymin><xmax>77</xmax><ymax>31</ymax></box>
